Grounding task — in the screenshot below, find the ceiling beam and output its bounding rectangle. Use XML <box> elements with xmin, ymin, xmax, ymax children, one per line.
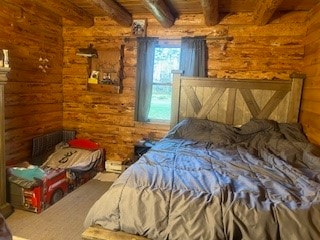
<box><xmin>253</xmin><ymin>0</ymin><xmax>284</xmax><ymax>25</ymax></box>
<box><xmin>200</xmin><ymin>0</ymin><xmax>219</xmax><ymax>26</ymax></box>
<box><xmin>31</xmin><ymin>0</ymin><xmax>94</xmax><ymax>27</ymax></box>
<box><xmin>90</xmin><ymin>0</ymin><xmax>132</xmax><ymax>27</ymax></box>
<box><xmin>142</xmin><ymin>0</ymin><xmax>175</xmax><ymax>28</ymax></box>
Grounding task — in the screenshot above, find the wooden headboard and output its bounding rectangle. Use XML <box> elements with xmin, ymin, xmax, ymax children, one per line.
<box><xmin>171</xmin><ymin>71</ymin><xmax>305</xmax><ymax>128</ymax></box>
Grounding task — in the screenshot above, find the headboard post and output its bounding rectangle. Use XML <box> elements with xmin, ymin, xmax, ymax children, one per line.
<box><xmin>287</xmin><ymin>72</ymin><xmax>305</xmax><ymax>123</ymax></box>
<box><xmin>171</xmin><ymin>70</ymin><xmax>183</xmax><ymax>128</ymax></box>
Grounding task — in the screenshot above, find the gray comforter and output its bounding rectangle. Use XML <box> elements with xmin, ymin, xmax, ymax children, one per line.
<box><xmin>84</xmin><ymin>119</ymin><xmax>320</xmax><ymax>240</ymax></box>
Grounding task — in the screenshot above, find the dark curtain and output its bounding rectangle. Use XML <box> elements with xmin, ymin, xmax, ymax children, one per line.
<box><xmin>180</xmin><ymin>36</ymin><xmax>207</xmax><ymax>77</ymax></box>
<box><xmin>134</xmin><ymin>37</ymin><xmax>158</xmax><ymax>122</ymax></box>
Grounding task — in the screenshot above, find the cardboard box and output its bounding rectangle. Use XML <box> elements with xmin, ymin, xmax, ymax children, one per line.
<box><xmin>106</xmin><ymin>161</ymin><xmax>128</xmax><ymax>174</ymax></box>
<box><xmin>8</xmin><ymin>168</ymin><xmax>68</xmax><ymax>213</ymax></box>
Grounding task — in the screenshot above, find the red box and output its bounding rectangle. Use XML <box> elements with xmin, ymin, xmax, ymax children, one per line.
<box><xmin>12</xmin><ymin>168</ymin><xmax>68</xmax><ymax>213</ymax></box>
<box><xmin>43</xmin><ymin>168</ymin><xmax>68</xmax><ymax>204</ymax></box>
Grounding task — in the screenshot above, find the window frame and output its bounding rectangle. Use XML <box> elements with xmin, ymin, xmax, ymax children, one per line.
<box><xmin>147</xmin><ymin>42</ymin><xmax>181</xmax><ymax>123</ymax></box>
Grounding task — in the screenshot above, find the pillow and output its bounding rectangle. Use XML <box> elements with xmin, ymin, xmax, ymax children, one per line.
<box><xmin>55</xmin><ymin>141</ymin><xmax>69</xmax><ymax>151</ymax></box>
<box><xmin>68</xmin><ymin>138</ymin><xmax>100</xmax><ymax>150</ymax></box>
<box><xmin>237</xmin><ymin>119</ymin><xmax>279</xmax><ymax>135</ymax></box>
<box><xmin>279</xmin><ymin>122</ymin><xmax>309</xmax><ymax>143</ymax></box>
<box><xmin>165</xmin><ymin>118</ymin><xmax>236</xmax><ymax>145</ymax></box>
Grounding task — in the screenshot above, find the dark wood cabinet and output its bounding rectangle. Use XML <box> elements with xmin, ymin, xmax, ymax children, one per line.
<box><xmin>0</xmin><ymin>67</ymin><xmax>13</xmax><ymax>217</ymax></box>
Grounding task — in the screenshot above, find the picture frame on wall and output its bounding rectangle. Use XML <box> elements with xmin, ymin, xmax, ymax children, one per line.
<box><xmin>90</xmin><ymin>70</ymin><xmax>99</xmax><ymax>80</ymax></box>
<box><xmin>131</xmin><ymin>19</ymin><xmax>147</xmax><ymax>37</ymax></box>
<box><xmin>88</xmin><ymin>70</ymin><xmax>99</xmax><ymax>84</ymax></box>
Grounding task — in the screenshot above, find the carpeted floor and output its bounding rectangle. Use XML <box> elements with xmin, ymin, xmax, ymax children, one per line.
<box><xmin>6</xmin><ymin>174</ymin><xmax>116</xmax><ymax>240</ymax></box>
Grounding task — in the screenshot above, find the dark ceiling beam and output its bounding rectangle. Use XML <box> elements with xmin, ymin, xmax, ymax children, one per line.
<box><xmin>200</xmin><ymin>0</ymin><xmax>219</xmax><ymax>26</ymax></box>
<box><xmin>141</xmin><ymin>0</ymin><xmax>175</xmax><ymax>28</ymax></box>
<box><xmin>30</xmin><ymin>0</ymin><xmax>94</xmax><ymax>27</ymax></box>
<box><xmin>90</xmin><ymin>0</ymin><xmax>132</xmax><ymax>27</ymax></box>
<box><xmin>253</xmin><ymin>0</ymin><xmax>284</xmax><ymax>25</ymax></box>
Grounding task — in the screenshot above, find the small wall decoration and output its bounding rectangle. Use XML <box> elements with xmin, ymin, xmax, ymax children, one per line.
<box><xmin>90</xmin><ymin>70</ymin><xmax>99</xmax><ymax>80</ymax></box>
<box><xmin>88</xmin><ymin>70</ymin><xmax>99</xmax><ymax>84</ymax></box>
<box><xmin>132</xmin><ymin>19</ymin><xmax>147</xmax><ymax>37</ymax></box>
<box><xmin>38</xmin><ymin>57</ymin><xmax>49</xmax><ymax>73</ymax></box>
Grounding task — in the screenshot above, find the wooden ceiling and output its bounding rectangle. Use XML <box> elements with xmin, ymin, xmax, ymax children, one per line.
<box><xmin>30</xmin><ymin>0</ymin><xmax>319</xmax><ymax>28</ymax></box>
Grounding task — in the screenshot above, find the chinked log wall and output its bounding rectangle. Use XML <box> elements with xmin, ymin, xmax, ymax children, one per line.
<box><xmin>0</xmin><ymin>5</ymin><xmax>311</xmax><ymax>165</ymax></box>
<box><xmin>63</xmin><ymin>12</ymin><xmax>307</xmax><ymax>161</ymax></box>
<box><xmin>301</xmin><ymin>2</ymin><xmax>320</xmax><ymax>144</ymax></box>
<box><xmin>0</xmin><ymin>0</ymin><xmax>64</xmax><ymax>165</ymax></box>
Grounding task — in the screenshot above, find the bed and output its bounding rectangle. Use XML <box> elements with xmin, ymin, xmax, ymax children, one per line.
<box><xmin>83</xmin><ymin>72</ymin><xmax>320</xmax><ymax>240</ymax></box>
<box><xmin>28</xmin><ymin>130</ymin><xmax>105</xmax><ymax>188</ymax></box>
<box><xmin>36</xmin><ymin>131</ymin><xmax>106</xmax><ymax>189</ymax></box>
<box><xmin>7</xmin><ymin>130</ymin><xmax>106</xmax><ymax>212</ymax></box>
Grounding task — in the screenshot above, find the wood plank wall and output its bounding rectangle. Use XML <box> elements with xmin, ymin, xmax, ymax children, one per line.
<box><xmin>0</xmin><ymin>1</ymin><xmax>64</xmax><ymax>165</ymax></box>
<box><xmin>301</xmin><ymin>2</ymin><xmax>320</xmax><ymax>144</ymax></box>
<box><xmin>63</xmin><ymin>12</ymin><xmax>307</xmax><ymax>161</ymax></box>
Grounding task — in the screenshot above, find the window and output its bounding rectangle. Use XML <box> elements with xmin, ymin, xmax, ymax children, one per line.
<box><xmin>135</xmin><ymin>37</ymin><xmax>205</xmax><ymax>123</ymax></box>
<box><xmin>148</xmin><ymin>46</ymin><xmax>181</xmax><ymax>122</ymax></box>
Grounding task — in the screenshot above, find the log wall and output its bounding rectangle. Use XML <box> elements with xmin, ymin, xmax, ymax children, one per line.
<box><xmin>0</xmin><ymin>1</ymin><xmax>64</xmax><ymax>165</ymax></box>
<box><xmin>63</xmin><ymin>12</ymin><xmax>307</xmax><ymax>161</ymax></box>
<box><xmin>0</xmin><ymin>1</ymin><xmax>313</xmax><ymax>165</ymax></box>
<box><xmin>301</xmin><ymin>3</ymin><xmax>320</xmax><ymax>144</ymax></box>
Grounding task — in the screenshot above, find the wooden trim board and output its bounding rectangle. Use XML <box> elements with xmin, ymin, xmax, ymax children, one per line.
<box><xmin>82</xmin><ymin>226</ymin><xmax>149</xmax><ymax>240</ymax></box>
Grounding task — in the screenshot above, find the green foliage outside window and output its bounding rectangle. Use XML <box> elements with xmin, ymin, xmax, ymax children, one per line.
<box><xmin>148</xmin><ymin>47</ymin><xmax>180</xmax><ymax>121</ymax></box>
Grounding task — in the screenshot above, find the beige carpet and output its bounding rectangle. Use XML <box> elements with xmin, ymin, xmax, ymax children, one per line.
<box><xmin>6</xmin><ymin>176</ymin><xmax>114</xmax><ymax>240</ymax></box>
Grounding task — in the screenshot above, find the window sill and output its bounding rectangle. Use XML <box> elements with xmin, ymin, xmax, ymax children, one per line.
<box><xmin>134</xmin><ymin>121</ymin><xmax>170</xmax><ymax>130</ymax></box>
<box><xmin>148</xmin><ymin>119</ymin><xmax>170</xmax><ymax>124</ymax></box>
